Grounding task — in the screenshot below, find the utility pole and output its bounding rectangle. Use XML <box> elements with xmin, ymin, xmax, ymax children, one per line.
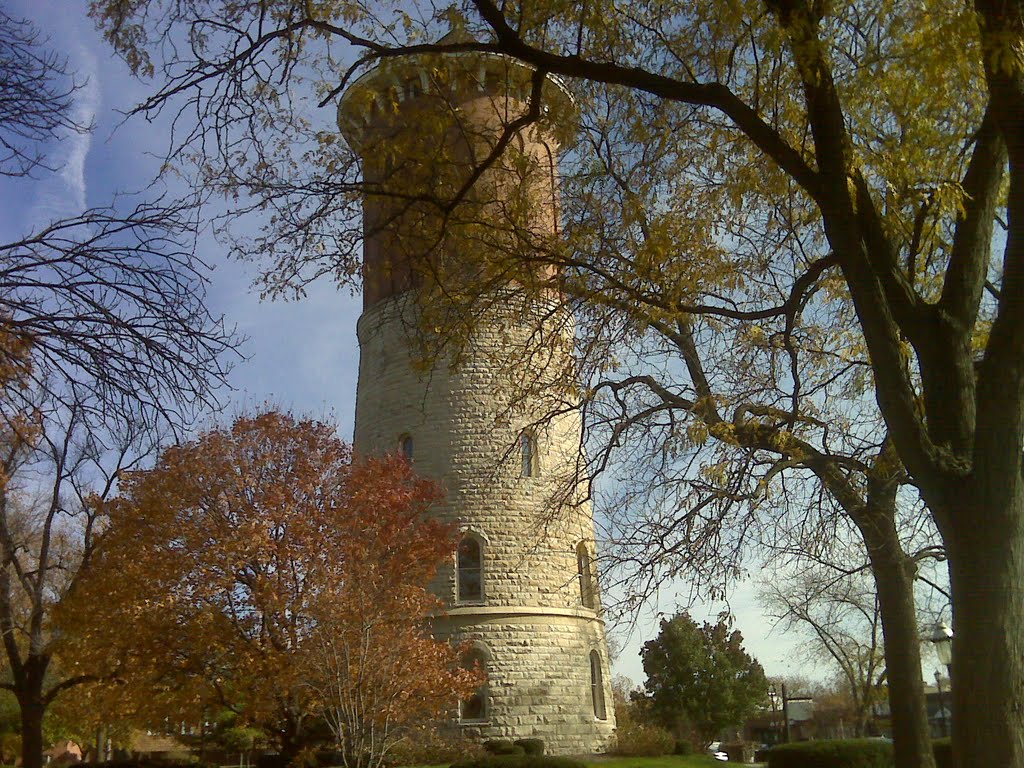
<box><xmin>782</xmin><ymin>682</ymin><xmax>791</xmax><ymax>743</ymax></box>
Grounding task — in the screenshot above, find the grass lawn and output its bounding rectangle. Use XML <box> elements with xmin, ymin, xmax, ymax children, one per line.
<box><xmin>411</xmin><ymin>755</ymin><xmax>725</xmax><ymax>768</ymax></box>
<box><xmin>582</xmin><ymin>757</ymin><xmax>722</xmax><ymax>768</ymax></box>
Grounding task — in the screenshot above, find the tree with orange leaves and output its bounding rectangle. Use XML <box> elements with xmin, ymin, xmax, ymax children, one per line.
<box><xmin>302</xmin><ymin>463</ymin><xmax>479</xmax><ymax>768</ymax></box>
<box><xmin>60</xmin><ymin>411</ymin><xmax>477</xmax><ymax>763</ymax></box>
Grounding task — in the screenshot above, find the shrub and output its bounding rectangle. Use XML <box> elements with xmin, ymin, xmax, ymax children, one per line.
<box><xmin>386</xmin><ymin>728</ymin><xmax>485</xmax><ymax>766</ymax></box>
<box><xmin>290</xmin><ymin>746</ymin><xmax>320</xmax><ymax>768</ymax></box>
<box><xmin>0</xmin><ymin>733</ymin><xmax>20</xmax><ymax>766</ymax></box>
<box><xmin>316</xmin><ymin>751</ymin><xmax>346</xmax><ymax>768</ymax></box>
<box><xmin>513</xmin><ymin>740</ymin><xmax>545</xmax><ymax>757</ymax></box>
<box><xmin>257</xmin><ymin>755</ymin><xmax>290</xmax><ymax>768</ymax></box>
<box><xmin>932</xmin><ymin>738</ymin><xmax>951</xmax><ymax>768</ymax></box>
<box><xmin>483</xmin><ymin>740</ymin><xmax>525</xmax><ymax>756</ymax></box>
<box><xmin>609</xmin><ymin>722</ymin><xmax>675</xmax><ymax>756</ymax></box>
<box><xmin>722</xmin><ymin>742</ymin><xmax>757</xmax><ymax>763</ymax></box>
<box><xmin>673</xmin><ymin>740</ymin><xmax>693</xmax><ymax>756</ymax></box>
<box><xmin>450</xmin><ymin>756</ymin><xmax>585</xmax><ymax>768</ymax></box>
<box><xmin>766</xmin><ymin>739</ymin><xmax>893</xmax><ymax>768</ymax></box>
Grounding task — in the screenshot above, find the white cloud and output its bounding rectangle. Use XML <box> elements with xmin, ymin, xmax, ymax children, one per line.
<box><xmin>20</xmin><ymin>7</ymin><xmax>103</xmax><ymax>226</ymax></box>
<box><xmin>58</xmin><ymin>43</ymin><xmax>100</xmax><ymax>211</ymax></box>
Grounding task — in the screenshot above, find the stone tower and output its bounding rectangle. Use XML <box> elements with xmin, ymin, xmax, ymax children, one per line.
<box><xmin>339</xmin><ymin>48</ymin><xmax>616</xmax><ymax>755</ymax></box>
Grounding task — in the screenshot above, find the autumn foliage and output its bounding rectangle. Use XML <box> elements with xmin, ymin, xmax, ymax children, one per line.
<box><xmin>60</xmin><ymin>412</ymin><xmax>477</xmax><ymax>762</ymax></box>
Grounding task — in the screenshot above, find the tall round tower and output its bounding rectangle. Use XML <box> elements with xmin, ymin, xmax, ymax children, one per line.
<box><xmin>339</xmin><ymin>48</ymin><xmax>616</xmax><ymax>755</ymax></box>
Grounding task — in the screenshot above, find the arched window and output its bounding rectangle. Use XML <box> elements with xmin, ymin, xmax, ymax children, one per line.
<box><xmin>403</xmin><ymin>78</ymin><xmax>421</xmax><ymax>100</ymax></box>
<box><xmin>519</xmin><ymin>431</ymin><xmax>536</xmax><ymax>477</ymax></box>
<box><xmin>399</xmin><ymin>434</ymin><xmax>413</xmax><ymax>461</ymax></box>
<box><xmin>456</xmin><ymin>534</ymin><xmax>484</xmax><ymax>602</ymax></box>
<box><xmin>577</xmin><ymin>542</ymin><xmax>595</xmax><ymax>609</ymax></box>
<box><xmin>460</xmin><ymin>646</ymin><xmax>489</xmax><ymax>722</ymax></box>
<box><xmin>590</xmin><ymin>650</ymin><xmax>607</xmax><ymax>720</ymax></box>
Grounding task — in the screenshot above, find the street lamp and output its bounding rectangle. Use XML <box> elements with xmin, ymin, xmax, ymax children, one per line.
<box><xmin>765</xmin><ymin>681</ymin><xmax>792</xmax><ymax>743</ymax></box>
<box><xmin>767</xmin><ymin>683</ymin><xmax>782</xmax><ymax>744</ymax></box>
<box><xmin>930</xmin><ymin>621</ymin><xmax>954</xmax><ymax>677</ymax></box>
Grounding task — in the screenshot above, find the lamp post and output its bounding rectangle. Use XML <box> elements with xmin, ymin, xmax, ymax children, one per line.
<box><xmin>934</xmin><ymin>670</ymin><xmax>948</xmax><ymax>737</ymax></box>
<box><xmin>930</xmin><ymin>621</ymin><xmax>954</xmax><ymax>737</ymax></box>
<box><xmin>767</xmin><ymin>683</ymin><xmax>782</xmax><ymax>745</ymax></box>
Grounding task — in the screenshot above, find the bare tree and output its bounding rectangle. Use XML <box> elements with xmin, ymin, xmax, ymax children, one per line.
<box><xmin>762</xmin><ymin>556</ymin><xmax>887</xmax><ymax>737</ymax></box>
<box><xmin>0</xmin><ymin>200</ymin><xmax>236</xmax><ymax>432</ymax></box>
<box><xmin>0</xmin><ymin>10</ymin><xmax>236</xmax><ymax>433</ymax></box>
<box><xmin>0</xmin><ymin>393</ymin><xmax>159</xmax><ymax>768</ymax></box>
<box><xmin>0</xmin><ymin>14</ymin><xmax>238</xmax><ymax>766</ymax></box>
<box><xmin>0</xmin><ymin>8</ymin><xmax>87</xmax><ymax>178</ymax></box>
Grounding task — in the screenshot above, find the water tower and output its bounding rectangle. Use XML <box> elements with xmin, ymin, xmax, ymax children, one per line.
<box><xmin>339</xmin><ymin>44</ymin><xmax>616</xmax><ymax>754</ymax></box>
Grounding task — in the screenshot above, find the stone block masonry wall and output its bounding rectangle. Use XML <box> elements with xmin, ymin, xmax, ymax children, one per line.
<box><xmin>352</xmin><ymin>293</ymin><xmax>616</xmax><ymax>754</ymax></box>
<box><xmin>435</xmin><ymin>613</ymin><xmax>616</xmax><ymax>754</ymax></box>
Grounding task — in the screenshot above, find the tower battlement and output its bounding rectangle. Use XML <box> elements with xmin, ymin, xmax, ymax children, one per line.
<box><xmin>338</xmin><ymin>50</ymin><xmax>573</xmax><ymax>310</ymax></box>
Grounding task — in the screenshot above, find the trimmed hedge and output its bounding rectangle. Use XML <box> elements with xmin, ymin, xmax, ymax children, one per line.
<box><xmin>766</xmin><ymin>739</ymin><xmax>893</xmax><ymax>768</ymax></box>
<box><xmin>450</xmin><ymin>755</ymin><xmax>586</xmax><ymax>768</ymax></box>
<box><xmin>513</xmin><ymin>740</ymin><xmax>545</xmax><ymax>757</ymax></box>
<box><xmin>483</xmin><ymin>741</ymin><xmax>524</xmax><ymax>756</ymax></box>
<box><xmin>257</xmin><ymin>754</ymin><xmax>290</xmax><ymax>768</ymax></box>
<box><xmin>766</xmin><ymin>738</ymin><xmax>954</xmax><ymax>768</ymax></box>
<box><xmin>932</xmin><ymin>738</ymin><xmax>951</xmax><ymax>768</ymax></box>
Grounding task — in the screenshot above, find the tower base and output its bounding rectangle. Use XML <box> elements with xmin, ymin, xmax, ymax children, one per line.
<box><xmin>435</xmin><ymin>608</ymin><xmax>616</xmax><ymax>755</ymax></box>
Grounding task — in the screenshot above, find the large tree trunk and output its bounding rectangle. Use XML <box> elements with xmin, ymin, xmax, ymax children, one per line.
<box><xmin>20</xmin><ymin>703</ymin><xmax>44</xmax><ymax>768</ymax></box>
<box><xmin>18</xmin><ymin>686</ymin><xmax>46</xmax><ymax>768</ymax></box>
<box><xmin>275</xmin><ymin>709</ymin><xmax>308</xmax><ymax>766</ymax></box>
<box><xmin>946</xmin><ymin>490</ymin><xmax>1024</xmax><ymax>767</ymax></box>
<box><xmin>955</xmin><ymin>0</ymin><xmax>1024</xmax><ymax>761</ymax></box>
<box><xmin>856</xmin><ymin>504</ymin><xmax>935</xmax><ymax>768</ymax></box>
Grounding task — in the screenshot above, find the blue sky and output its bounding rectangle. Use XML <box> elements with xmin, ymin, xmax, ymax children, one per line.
<box><xmin>1</xmin><ymin>0</ymin><xmax>834</xmax><ymax>688</ymax></box>
<box><xmin>0</xmin><ymin>0</ymin><xmax>364</xmax><ymax>435</ymax></box>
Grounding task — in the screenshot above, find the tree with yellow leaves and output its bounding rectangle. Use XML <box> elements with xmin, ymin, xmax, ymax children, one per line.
<box><xmin>85</xmin><ymin>1</ymin><xmax>1021</xmax><ymax>765</ymax></box>
<box><xmin>61</xmin><ymin>412</ymin><xmax>477</xmax><ymax>766</ymax></box>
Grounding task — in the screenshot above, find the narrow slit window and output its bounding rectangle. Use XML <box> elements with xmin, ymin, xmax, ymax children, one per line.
<box><xmin>577</xmin><ymin>542</ymin><xmax>595</xmax><ymax>609</ymax></box>
<box><xmin>520</xmin><ymin>431</ymin><xmax>536</xmax><ymax>477</ymax></box>
<box><xmin>590</xmin><ymin>650</ymin><xmax>607</xmax><ymax>720</ymax></box>
<box><xmin>460</xmin><ymin>647</ymin><xmax>489</xmax><ymax>722</ymax></box>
